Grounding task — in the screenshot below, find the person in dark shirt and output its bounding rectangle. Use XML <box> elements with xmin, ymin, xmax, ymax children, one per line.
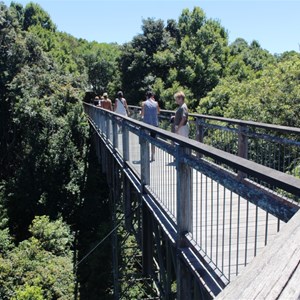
<box><xmin>141</xmin><ymin>91</ymin><xmax>160</xmax><ymax>161</ymax></box>
<box><xmin>93</xmin><ymin>96</ymin><xmax>100</xmax><ymax>106</ymax></box>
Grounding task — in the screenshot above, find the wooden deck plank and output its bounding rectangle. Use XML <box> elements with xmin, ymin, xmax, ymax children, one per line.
<box><xmin>215</xmin><ymin>211</ymin><xmax>300</xmax><ymax>300</ymax></box>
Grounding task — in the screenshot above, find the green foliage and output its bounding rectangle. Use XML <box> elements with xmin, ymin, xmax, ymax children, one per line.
<box><xmin>0</xmin><ymin>3</ymin><xmax>118</xmax><ymax>298</ymax></box>
<box><xmin>23</xmin><ymin>2</ymin><xmax>56</xmax><ymax>31</ymax></box>
<box><xmin>119</xmin><ymin>7</ymin><xmax>228</xmax><ymax>110</ymax></box>
<box><xmin>226</xmin><ymin>38</ymin><xmax>275</xmax><ymax>81</ymax></box>
<box><xmin>0</xmin><ymin>216</ymin><xmax>74</xmax><ymax>300</ymax></box>
<box><xmin>29</xmin><ymin>215</ymin><xmax>73</xmax><ymax>256</ymax></box>
<box><xmin>0</xmin><ymin>228</ymin><xmax>13</xmax><ymax>254</ymax></box>
<box><xmin>13</xmin><ymin>284</ymin><xmax>44</xmax><ymax>300</ymax></box>
<box><xmin>82</xmin><ymin>42</ymin><xmax>121</xmax><ymax>95</ymax></box>
<box><xmin>199</xmin><ymin>53</ymin><xmax>300</xmax><ymax>127</ymax></box>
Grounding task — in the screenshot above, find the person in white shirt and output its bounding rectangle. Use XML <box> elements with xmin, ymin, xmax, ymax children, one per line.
<box><xmin>114</xmin><ymin>91</ymin><xmax>129</xmax><ymax>116</ymax></box>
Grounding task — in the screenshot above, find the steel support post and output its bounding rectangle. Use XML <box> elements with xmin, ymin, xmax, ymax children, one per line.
<box><xmin>122</xmin><ymin>122</ymin><xmax>129</xmax><ymax>164</ymax></box>
<box><xmin>140</xmin><ymin>130</ymin><xmax>152</xmax><ymax>275</ymax></box>
<box><xmin>106</xmin><ymin>115</ymin><xmax>110</xmax><ymax>141</ymax></box>
<box><xmin>113</xmin><ymin>117</ymin><xmax>118</xmax><ymax>150</ymax></box>
<box><xmin>123</xmin><ymin>176</ymin><xmax>132</xmax><ymax>231</ymax></box>
<box><xmin>176</xmin><ymin>145</ymin><xmax>193</xmax><ymax>300</ymax></box>
<box><xmin>142</xmin><ymin>205</ymin><xmax>154</xmax><ymax>276</ymax></box>
<box><xmin>111</xmin><ymin>158</ymin><xmax>120</xmax><ymax>300</ymax></box>
<box><xmin>100</xmin><ymin>141</ymin><xmax>106</xmax><ymax>174</ymax></box>
<box><xmin>140</xmin><ymin>131</ymin><xmax>150</xmax><ymax>194</ymax></box>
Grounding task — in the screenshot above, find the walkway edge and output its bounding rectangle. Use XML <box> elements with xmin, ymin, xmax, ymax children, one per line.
<box><xmin>215</xmin><ymin>210</ymin><xmax>300</xmax><ymax>300</ymax></box>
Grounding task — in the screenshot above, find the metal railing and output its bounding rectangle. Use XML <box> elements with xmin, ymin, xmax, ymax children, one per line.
<box><xmin>128</xmin><ymin>106</ymin><xmax>300</xmax><ymax>178</ymax></box>
<box><xmin>84</xmin><ymin>103</ymin><xmax>300</xmax><ymax>290</ymax></box>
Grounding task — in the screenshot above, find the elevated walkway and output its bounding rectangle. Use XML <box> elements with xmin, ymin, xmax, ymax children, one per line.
<box><xmin>84</xmin><ymin>103</ymin><xmax>300</xmax><ymax>299</ymax></box>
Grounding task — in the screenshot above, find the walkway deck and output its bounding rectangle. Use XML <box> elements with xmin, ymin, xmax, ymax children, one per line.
<box><xmin>118</xmin><ymin>131</ymin><xmax>285</xmax><ymax>282</ymax></box>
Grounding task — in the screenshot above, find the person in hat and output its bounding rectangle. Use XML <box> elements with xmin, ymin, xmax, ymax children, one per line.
<box><xmin>101</xmin><ymin>92</ymin><xmax>112</xmax><ymax>111</ymax></box>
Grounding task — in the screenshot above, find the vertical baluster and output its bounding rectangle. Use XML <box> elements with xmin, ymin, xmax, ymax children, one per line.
<box><xmin>254</xmin><ymin>205</ymin><xmax>258</xmax><ymax>257</ymax></box>
<box><xmin>265</xmin><ymin>211</ymin><xmax>269</xmax><ymax>246</ymax></box>
<box><xmin>200</xmin><ymin>172</ymin><xmax>203</xmax><ymax>247</ymax></box>
<box><xmin>222</xmin><ymin>188</ymin><xmax>226</xmax><ymax>274</ymax></box>
<box><xmin>210</xmin><ymin>178</ymin><xmax>214</xmax><ymax>259</ymax></box>
<box><xmin>216</xmin><ymin>183</ymin><xmax>220</xmax><ymax>266</ymax></box>
<box><xmin>228</xmin><ymin>191</ymin><xmax>233</xmax><ymax>281</ymax></box>
<box><xmin>205</xmin><ymin>175</ymin><xmax>208</xmax><ymax>254</ymax></box>
<box><xmin>196</xmin><ymin>172</ymin><xmax>199</xmax><ymax>246</ymax></box>
<box><xmin>245</xmin><ymin>200</ymin><xmax>249</xmax><ymax>266</ymax></box>
<box><xmin>236</xmin><ymin>195</ymin><xmax>241</xmax><ymax>276</ymax></box>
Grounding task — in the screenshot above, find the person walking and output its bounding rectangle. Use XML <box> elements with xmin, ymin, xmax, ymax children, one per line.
<box><xmin>173</xmin><ymin>91</ymin><xmax>189</xmax><ymax>137</ymax></box>
<box><xmin>114</xmin><ymin>91</ymin><xmax>129</xmax><ymax>116</ymax></box>
<box><xmin>101</xmin><ymin>92</ymin><xmax>112</xmax><ymax>111</ymax></box>
<box><xmin>93</xmin><ymin>95</ymin><xmax>100</xmax><ymax>106</ymax></box>
<box><xmin>141</xmin><ymin>91</ymin><xmax>160</xmax><ymax>161</ymax></box>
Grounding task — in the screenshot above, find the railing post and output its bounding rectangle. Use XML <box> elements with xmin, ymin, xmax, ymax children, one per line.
<box><xmin>112</xmin><ymin>117</ymin><xmax>118</xmax><ymax>150</ymax></box>
<box><xmin>122</xmin><ymin>120</ymin><xmax>129</xmax><ymax>164</ymax></box>
<box><xmin>121</xmin><ymin>117</ymin><xmax>132</xmax><ymax>232</ymax></box>
<box><xmin>176</xmin><ymin>145</ymin><xmax>193</xmax><ymax>242</ymax></box>
<box><xmin>196</xmin><ymin>117</ymin><xmax>205</xmax><ymax>159</ymax></box>
<box><xmin>176</xmin><ymin>144</ymin><xmax>193</xmax><ymax>300</ymax></box>
<box><xmin>140</xmin><ymin>129</ymin><xmax>153</xmax><ymax>276</ymax></box>
<box><xmin>238</xmin><ymin>124</ymin><xmax>249</xmax><ymax>179</ymax></box>
<box><xmin>196</xmin><ymin>117</ymin><xmax>205</xmax><ymax>143</ymax></box>
<box><xmin>105</xmin><ymin>114</ymin><xmax>110</xmax><ymax>141</ymax></box>
<box><xmin>238</xmin><ymin>124</ymin><xmax>248</xmax><ymax>159</ymax></box>
<box><xmin>140</xmin><ymin>130</ymin><xmax>150</xmax><ymax>194</ymax></box>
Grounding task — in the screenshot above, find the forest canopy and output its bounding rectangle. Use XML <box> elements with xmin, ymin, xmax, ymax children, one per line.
<box><xmin>0</xmin><ymin>1</ymin><xmax>299</xmax><ymax>299</ymax></box>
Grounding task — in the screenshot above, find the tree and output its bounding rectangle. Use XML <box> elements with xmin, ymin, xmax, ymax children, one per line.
<box><xmin>23</xmin><ymin>2</ymin><xmax>56</xmax><ymax>31</ymax></box>
<box><xmin>120</xmin><ymin>18</ymin><xmax>171</xmax><ymax>103</ymax></box>
<box><xmin>120</xmin><ymin>7</ymin><xmax>229</xmax><ymax>110</ymax></box>
<box><xmin>0</xmin><ymin>216</ymin><xmax>74</xmax><ymax>300</ymax></box>
<box><xmin>198</xmin><ymin>38</ymin><xmax>275</xmax><ymax>115</ymax></box>
<box><xmin>83</xmin><ymin>42</ymin><xmax>121</xmax><ymax>96</ymax></box>
<box><xmin>176</xmin><ymin>8</ymin><xmax>229</xmax><ymax>109</ymax></box>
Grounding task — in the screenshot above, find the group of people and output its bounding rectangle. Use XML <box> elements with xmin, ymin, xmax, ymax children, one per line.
<box><xmin>93</xmin><ymin>90</ymin><xmax>189</xmax><ymax>161</ymax></box>
<box><xmin>93</xmin><ymin>91</ymin><xmax>130</xmax><ymax>116</ymax></box>
<box><xmin>141</xmin><ymin>90</ymin><xmax>189</xmax><ymax>161</ymax></box>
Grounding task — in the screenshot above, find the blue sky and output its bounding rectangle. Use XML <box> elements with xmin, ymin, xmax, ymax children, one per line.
<box><xmin>3</xmin><ymin>0</ymin><xmax>300</xmax><ymax>54</ymax></box>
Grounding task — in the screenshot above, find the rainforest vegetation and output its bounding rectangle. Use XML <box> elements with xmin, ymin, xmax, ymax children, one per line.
<box><xmin>0</xmin><ymin>2</ymin><xmax>299</xmax><ymax>299</ymax></box>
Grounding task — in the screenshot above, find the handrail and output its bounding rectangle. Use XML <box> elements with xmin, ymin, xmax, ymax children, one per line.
<box><xmin>128</xmin><ymin>105</ymin><xmax>300</xmax><ymax>134</ymax></box>
<box><xmin>128</xmin><ymin>105</ymin><xmax>300</xmax><ymax>177</ymax></box>
<box><xmin>84</xmin><ymin>103</ymin><xmax>300</xmax><ymax>200</ymax></box>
